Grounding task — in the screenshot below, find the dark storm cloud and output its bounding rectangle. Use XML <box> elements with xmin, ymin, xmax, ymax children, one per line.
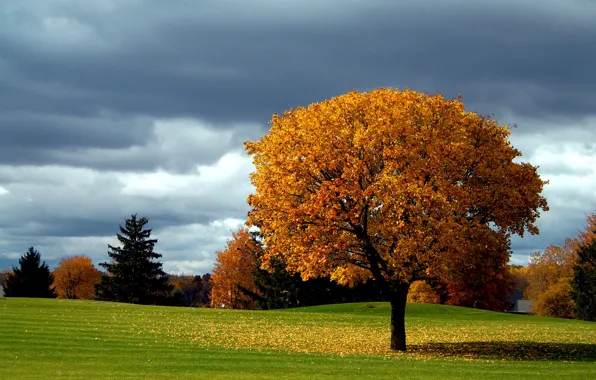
<box><xmin>0</xmin><ymin>112</ymin><xmax>151</xmax><ymax>149</ymax></box>
<box><xmin>2</xmin><ymin>0</ymin><xmax>595</xmax><ymax>131</ymax></box>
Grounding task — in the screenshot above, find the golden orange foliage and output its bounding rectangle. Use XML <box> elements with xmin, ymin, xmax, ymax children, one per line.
<box><xmin>525</xmin><ymin>244</ymin><xmax>575</xmax><ymax>302</ymax></box>
<box><xmin>509</xmin><ymin>265</ymin><xmax>530</xmax><ymax>297</ymax></box>
<box><xmin>170</xmin><ymin>275</ymin><xmax>193</xmax><ymax>292</ymax></box>
<box><xmin>407</xmin><ymin>281</ymin><xmax>439</xmax><ymax>304</ymax></box>
<box><xmin>145</xmin><ymin>304</ymin><xmax>596</xmax><ymax>361</ymax></box>
<box><xmin>576</xmin><ymin>212</ymin><xmax>596</xmax><ymax>248</ymax></box>
<box><xmin>525</xmin><ymin>211</ymin><xmax>596</xmax><ymax>317</ymax></box>
<box><xmin>245</xmin><ymin>89</ymin><xmax>547</xmax><ymax>350</ymax></box>
<box><xmin>246</xmin><ymin>89</ymin><xmax>546</xmax><ymax>287</ymax></box>
<box><xmin>52</xmin><ymin>256</ymin><xmax>101</xmax><ymax>299</ymax></box>
<box><xmin>533</xmin><ymin>280</ymin><xmax>575</xmax><ymax>319</ymax></box>
<box><xmin>211</xmin><ymin>227</ymin><xmax>261</xmax><ymax>309</ymax></box>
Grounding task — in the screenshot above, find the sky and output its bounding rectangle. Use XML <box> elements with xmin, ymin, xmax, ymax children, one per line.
<box><xmin>0</xmin><ymin>0</ymin><xmax>595</xmax><ymax>274</ymax></box>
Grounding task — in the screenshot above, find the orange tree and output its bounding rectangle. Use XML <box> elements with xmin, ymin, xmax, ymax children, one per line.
<box><xmin>525</xmin><ymin>244</ymin><xmax>576</xmax><ymax>303</ymax></box>
<box><xmin>211</xmin><ymin>227</ymin><xmax>261</xmax><ymax>309</ymax></box>
<box><xmin>527</xmin><ymin>211</ymin><xmax>596</xmax><ymax>318</ymax></box>
<box><xmin>407</xmin><ymin>281</ymin><xmax>439</xmax><ymax>304</ymax></box>
<box><xmin>52</xmin><ymin>256</ymin><xmax>101</xmax><ymax>299</ymax></box>
<box><xmin>435</xmin><ymin>232</ymin><xmax>514</xmax><ymax>311</ymax></box>
<box><xmin>576</xmin><ymin>212</ymin><xmax>596</xmax><ymax>248</ymax></box>
<box><xmin>245</xmin><ymin>89</ymin><xmax>548</xmax><ymax>351</ymax></box>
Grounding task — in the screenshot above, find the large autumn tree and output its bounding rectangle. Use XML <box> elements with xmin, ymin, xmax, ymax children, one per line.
<box><xmin>211</xmin><ymin>227</ymin><xmax>261</xmax><ymax>309</ymax></box>
<box><xmin>52</xmin><ymin>256</ymin><xmax>101</xmax><ymax>300</ymax></box>
<box><xmin>95</xmin><ymin>214</ymin><xmax>172</xmax><ymax>305</ymax></box>
<box><xmin>245</xmin><ymin>89</ymin><xmax>547</xmax><ymax>351</ymax></box>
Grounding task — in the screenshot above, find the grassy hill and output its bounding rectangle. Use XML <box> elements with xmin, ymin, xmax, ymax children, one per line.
<box><xmin>1</xmin><ymin>298</ymin><xmax>595</xmax><ymax>379</ymax></box>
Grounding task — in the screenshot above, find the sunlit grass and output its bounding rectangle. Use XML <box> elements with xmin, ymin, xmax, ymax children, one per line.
<box><xmin>1</xmin><ymin>299</ymin><xmax>595</xmax><ymax>379</ymax></box>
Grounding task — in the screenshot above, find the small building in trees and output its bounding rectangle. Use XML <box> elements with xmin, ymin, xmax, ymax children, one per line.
<box><xmin>508</xmin><ymin>300</ymin><xmax>534</xmax><ymax>315</ymax></box>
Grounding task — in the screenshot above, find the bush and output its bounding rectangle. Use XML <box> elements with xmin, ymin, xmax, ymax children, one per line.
<box><xmin>407</xmin><ymin>281</ymin><xmax>439</xmax><ymax>304</ymax></box>
<box><xmin>533</xmin><ymin>280</ymin><xmax>574</xmax><ymax>319</ymax></box>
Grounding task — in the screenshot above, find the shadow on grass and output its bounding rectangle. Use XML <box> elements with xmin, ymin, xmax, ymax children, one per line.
<box><xmin>409</xmin><ymin>342</ymin><xmax>596</xmax><ymax>361</ymax></box>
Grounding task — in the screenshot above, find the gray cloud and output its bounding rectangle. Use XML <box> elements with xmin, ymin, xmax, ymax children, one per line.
<box><xmin>0</xmin><ymin>112</ymin><xmax>151</xmax><ymax>155</ymax></box>
<box><xmin>2</xmin><ymin>0</ymin><xmax>595</xmax><ymax>125</ymax></box>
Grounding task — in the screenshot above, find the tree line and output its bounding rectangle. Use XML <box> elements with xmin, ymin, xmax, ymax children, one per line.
<box><xmin>1</xmin><ymin>214</ymin><xmax>212</xmax><ymax>307</ymax></box>
<box><xmin>3</xmin><ymin>211</ymin><xmax>594</xmax><ymax>319</ymax></box>
<box><xmin>210</xmin><ymin>228</ymin><xmax>385</xmax><ymax>310</ymax></box>
<box><xmin>0</xmin><ymin>214</ymin><xmax>381</xmax><ymax>308</ymax></box>
<box><xmin>208</xmin><ymin>216</ymin><xmax>596</xmax><ymax>323</ymax></box>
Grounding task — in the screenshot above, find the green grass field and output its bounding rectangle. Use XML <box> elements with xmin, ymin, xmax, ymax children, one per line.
<box><xmin>1</xmin><ymin>299</ymin><xmax>595</xmax><ymax>379</ymax></box>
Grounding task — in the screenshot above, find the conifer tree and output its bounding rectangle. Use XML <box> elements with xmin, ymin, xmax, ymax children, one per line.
<box><xmin>95</xmin><ymin>214</ymin><xmax>172</xmax><ymax>304</ymax></box>
<box><xmin>3</xmin><ymin>247</ymin><xmax>55</xmax><ymax>298</ymax></box>
<box><xmin>572</xmin><ymin>234</ymin><xmax>596</xmax><ymax>321</ymax></box>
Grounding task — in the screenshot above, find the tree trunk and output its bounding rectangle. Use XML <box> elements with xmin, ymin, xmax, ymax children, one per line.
<box><xmin>390</xmin><ymin>283</ymin><xmax>410</xmax><ymax>351</ymax></box>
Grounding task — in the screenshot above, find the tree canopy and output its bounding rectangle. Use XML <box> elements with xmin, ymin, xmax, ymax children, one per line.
<box><xmin>525</xmin><ymin>244</ymin><xmax>575</xmax><ymax>302</ymax></box>
<box><xmin>3</xmin><ymin>247</ymin><xmax>55</xmax><ymax>298</ymax></box>
<box><xmin>211</xmin><ymin>227</ymin><xmax>261</xmax><ymax>309</ymax></box>
<box><xmin>95</xmin><ymin>214</ymin><xmax>172</xmax><ymax>305</ymax></box>
<box><xmin>169</xmin><ymin>274</ymin><xmax>212</xmax><ymax>307</ymax></box>
<box><xmin>245</xmin><ymin>88</ymin><xmax>548</xmax><ymax>350</ymax></box>
<box><xmin>52</xmin><ymin>255</ymin><xmax>101</xmax><ymax>300</ymax></box>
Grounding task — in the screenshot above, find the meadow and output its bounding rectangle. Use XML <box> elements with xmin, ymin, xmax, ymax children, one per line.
<box><xmin>1</xmin><ymin>298</ymin><xmax>595</xmax><ymax>379</ymax></box>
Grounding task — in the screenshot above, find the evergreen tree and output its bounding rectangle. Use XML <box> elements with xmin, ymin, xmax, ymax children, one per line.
<box><xmin>240</xmin><ymin>256</ymin><xmax>302</xmax><ymax>309</ymax></box>
<box><xmin>572</xmin><ymin>234</ymin><xmax>596</xmax><ymax>321</ymax></box>
<box><xmin>95</xmin><ymin>214</ymin><xmax>172</xmax><ymax>305</ymax></box>
<box><xmin>197</xmin><ymin>273</ymin><xmax>213</xmax><ymax>306</ymax></box>
<box><xmin>3</xmin><ymin>247</ymin><xmax>55</xmax><ymax>298</ymax></box>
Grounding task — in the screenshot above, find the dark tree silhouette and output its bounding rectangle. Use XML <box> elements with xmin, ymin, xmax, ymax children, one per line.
<box><xmin>95</xmin><ymin>214</ymin><xmax>172</xmax><ymax>304</ymax></box>
<box><xmin>3</xmin><ymin>247</ymin><xmax>55</xmax><ymax>298</ymax></box>
<box><xmin>572</xmin><ymin>233</ymin><xmax>596</xmax><ymax>321</ymax></box>
<box><xmin>243</xmin><ymin>260</ymin><xmax>385</xmax><ymax>310</ymax></box>
<box><xmin>170</xmin><ymin>273</ymin><xmax>213</xmax><ymax>307</ymax></box>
